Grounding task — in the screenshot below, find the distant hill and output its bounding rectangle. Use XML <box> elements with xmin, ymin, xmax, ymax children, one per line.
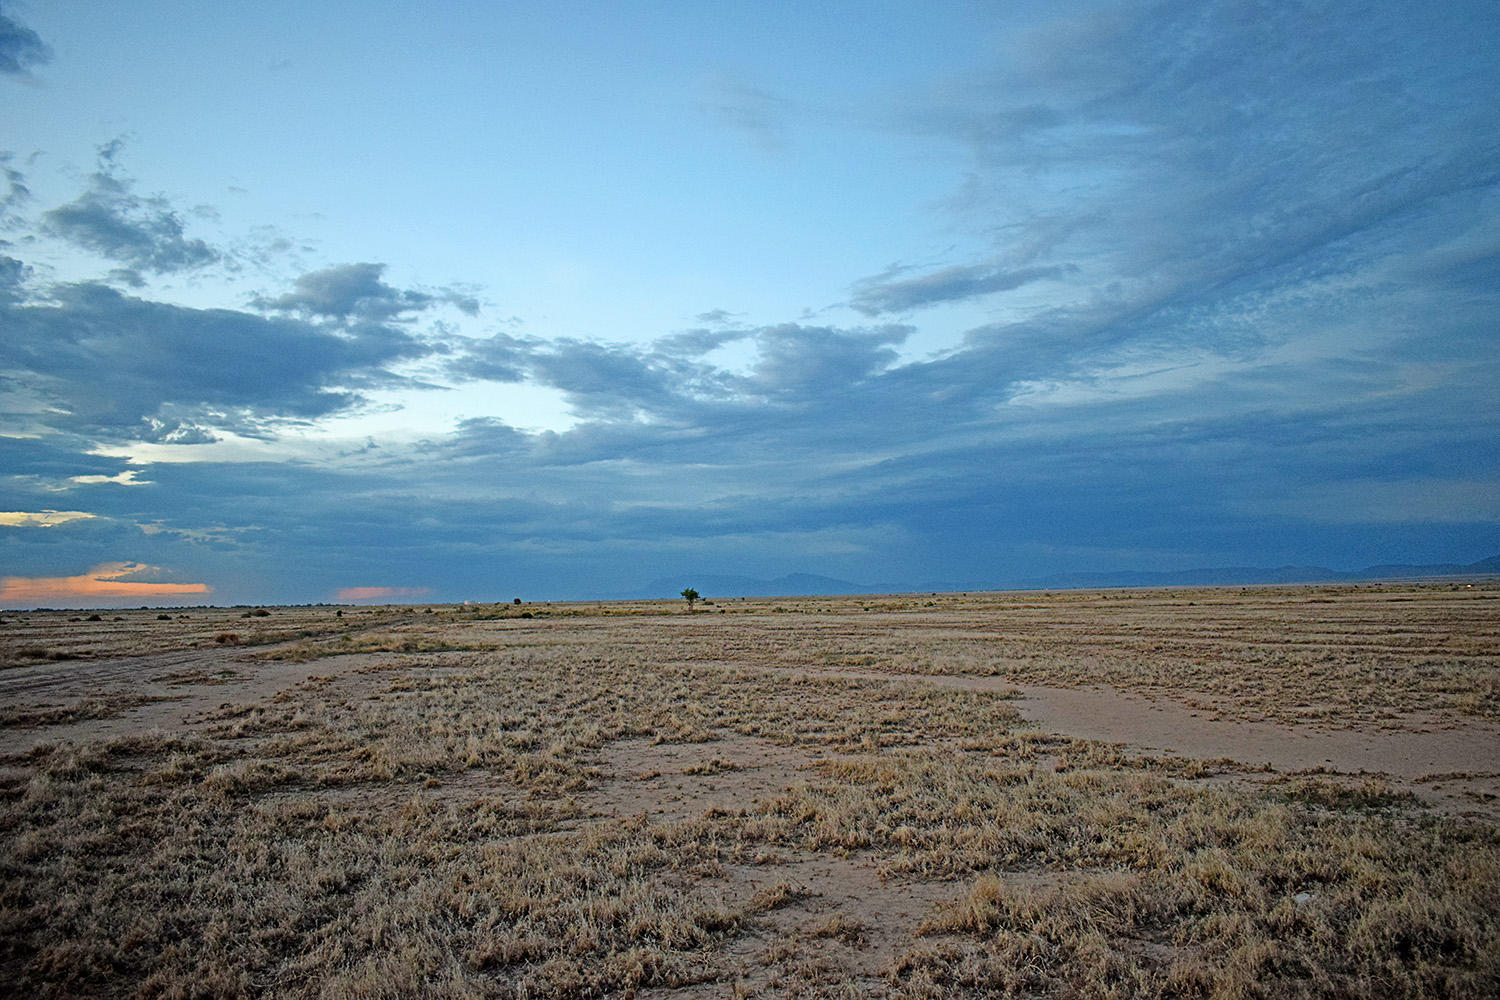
<box><xmin>1013</xmin><ymin>553</ymin><xmax>1500</xmax><ymax>591</ymax></box>
<box><xmin>628</xmin><ymin>554</ymin><xmax>1500</xmax><ymax>599</ymax></box>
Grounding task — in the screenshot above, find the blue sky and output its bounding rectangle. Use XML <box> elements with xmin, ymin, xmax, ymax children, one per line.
<box><xmin>2</xmin><ymin>0</ymin><xmax>1498</xmax><ymax>606</ymax></box>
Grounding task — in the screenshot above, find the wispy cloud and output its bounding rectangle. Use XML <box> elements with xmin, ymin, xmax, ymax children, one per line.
<box><xmin>849</xmin><ymin>262</ymin><xmax>1076</xmax><ymax>315</ymax></box>
<box><xmin>703</xmin><ymin>75</ymin><xmax>792</xmax><ymax>152</ymax></box>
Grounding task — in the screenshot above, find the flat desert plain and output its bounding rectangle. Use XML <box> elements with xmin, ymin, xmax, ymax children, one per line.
<box><xmin>1</xmin><ymin>583</ymin><xmax>1497</xmax><ymax>998</ymax></box>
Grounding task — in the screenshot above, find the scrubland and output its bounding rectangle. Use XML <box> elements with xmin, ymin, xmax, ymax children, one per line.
<box><xmin>0</xmin><ymin>583</ymin><xmax>1497</xmax><ymax>997</ymax></box>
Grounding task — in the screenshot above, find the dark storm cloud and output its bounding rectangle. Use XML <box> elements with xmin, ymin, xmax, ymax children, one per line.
<box><xmin>0</xmin><ymin>12</ymin><xmax>50</xmax><ymax>77</ymax></box>
<box><xmin>452</xmin><ymin>322</ymin><xmax>909</xmax><ymax>425</ymax></box>
<box><xmin>41</xmin><ymin>144</ymin><xmax>219</xmax><ymax>274</ymax></box>
<box><xmin>1</xmin><ymin>281</ymin><xmax>431</xmax><ymax>439</ymax></box>
<box><xmin>0</xmin><ymin>434</ymin><xmax>130</xmax><ymax>486</ymax></box>
<box><xmin>4</xmin><ymin>1</ymin><xmax>1498</xmax><ymax>603</ymax></box>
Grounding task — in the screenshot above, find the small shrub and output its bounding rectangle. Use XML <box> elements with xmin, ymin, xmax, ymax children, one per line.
<box><xmin>214</xmin><ymin>633</ymin><xmax>241</xmax><ymax>645</ymax></box>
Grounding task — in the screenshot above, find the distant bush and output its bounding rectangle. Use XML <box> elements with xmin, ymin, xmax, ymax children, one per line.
<box><xmin>214</xmin><ymin>633</ymin><xmax>241</xmax><ymax>645</ymax></box>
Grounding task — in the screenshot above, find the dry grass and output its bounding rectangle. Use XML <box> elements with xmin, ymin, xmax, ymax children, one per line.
<box><xmin>756</xmin><ymin>588</ymin><xmax>1499</xmax><ymax>729</ymax></box>
<box><xmin>0</xmin><ymin>584</ymin><xmax>1496</xmax><ymax>997</ymax></box>
<box><xmin>256</xmin><ymin>633</ymin><xmax>501</xmax><ymax>662</ymax></box>
<box><xmin>0</xmin><ymin>693</ymin><xmax>182</xmax><ymax>729</ymax></box>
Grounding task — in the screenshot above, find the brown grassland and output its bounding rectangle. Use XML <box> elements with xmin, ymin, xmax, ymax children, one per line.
<box><xmin>0</xmin><ymin>582</ymin><xmax>1497</xmax><ymax>998</ymax></box>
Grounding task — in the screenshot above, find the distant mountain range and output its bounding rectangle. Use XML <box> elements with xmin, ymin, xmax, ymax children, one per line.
<box><xmin>1007</xmin><ymin>554</ymin><xmax>1500</xmax><ymax>591</ymax></box>
<box><xmin>628</xmin><ymin>554</ymin><xmax>1500</xmax><ymax>599</ymax></box>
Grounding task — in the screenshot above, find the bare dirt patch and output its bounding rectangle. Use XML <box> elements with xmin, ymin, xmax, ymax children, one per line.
<box><xmin>590</xmin><ymin>734</ymin><xmax>813</xmax><ymax>822</ymax></box>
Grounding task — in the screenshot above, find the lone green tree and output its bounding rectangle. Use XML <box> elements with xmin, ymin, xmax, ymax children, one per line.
<box><xmin>680</xmin><ymin>587</ymin><xmax>700</xmax><ymax>612</ymax></box>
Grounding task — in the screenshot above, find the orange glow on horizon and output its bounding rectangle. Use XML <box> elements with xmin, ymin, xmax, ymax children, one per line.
<box><xmin>0</xmin><ymin>562</ymin><xmax>212</xmax><ymax>608</ymax></box>
<box><xmin>336</xmin><ymin>586</ymin><xmax>433</xmax><ymax>602</ymax></box>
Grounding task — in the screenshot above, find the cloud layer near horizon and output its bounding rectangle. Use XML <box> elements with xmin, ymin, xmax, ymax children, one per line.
<box><xmin>2</xmin><ymin>1</ymin><xmax>1497</xmax><ymax>606</ymax></box>
<box><xmin>0</xmin><ymin>562</ymin><xmax>210</xmax><ymax>606</ymax></box>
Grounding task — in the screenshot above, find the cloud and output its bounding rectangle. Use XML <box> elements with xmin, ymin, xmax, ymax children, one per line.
<box><xmin>2</xmin><ymin>3</ymin><xmax>1497</xmax><ymax>603</ymax></box>
<box><xmin>0</xmin><ymin>254</ymin><xmax>28</xmax><ymax>303</ymax></box>
<box><xmin>41</xmin><ymin>144</ymin><xmax>219</xmax><ymax>274</ymax></box>
<box><xmin>889</xmin><ymin>1</ymin><xmax>1500</xmax><ymax>338</ymax></box>
<box><xmin>0</xmin><ymin>435</ymin><xmax>134</xmax><ymax>488</ymax></box>
<box><xmin>1</xmin><ymin>280</ymin><xmax>432</xmax><ymax>439</ymax></box>
<box><xmin>0</xmin><ymin>561</ymin><xmax>211</xmax><ymax>608</ymax></box>
<box><xmin>0</xmin><ymin>152</ymin><xmax>31</xmax><ymax>226</ymax></box>
<box><xmin>850</xmin><ymin>262</ymin><xmax>1077</xmax><ymax>315</ymax></box>
<box><xmin>651</xmin><ymin>327</ymin><xmax>749</xmax><ymax>358</ymax></box>
<box><xmin>253</xmin><ymin>262</ymin><xmax>478</xmax><ymax>321</ymax></box>
<box><xmin>704</xmin><ymin>76</ymin><xmax>792</xmax><ymax>152</ymax></box>
<box><xmin>0</xmin><ymin>12</ymin><xmax>50</xmax><ymax>78</ymax></box>
<box><xmin>748</xmin><ymin>324</ymin><xmax>909</xmax><ymax>400</ymax></box>
<box><xmin>1258</xmin><ymin>479</ymin><xmax>1500</xmax><ymax>525</ymax></box>
<box><xmin>0</xmin><ymin>510</ymin><xmax>96</xmax><ymax>528</ymax></box>
<box><xmin>453</xmin><ymin>322</ymin><xmax>911</xmax><ymax>425</ymax></box>
<box><xmin>694</xmin><ymin>308</ymin><xmax>741</xmax><ymax>325</ymax></box>
<box><xmin>336</xmin><ymin>585</ymin><xmax>433</xmax><ymax>602</ymax></box>
<box><xmin>69</xmin><ymin>470</ymin><xmax>151</xmax><ymax>487</ymax></box>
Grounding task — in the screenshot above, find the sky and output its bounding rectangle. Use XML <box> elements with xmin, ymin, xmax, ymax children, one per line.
<box><xmin>2</xmin><ymin>0</ymin><xmax>1498</xmax><ymax>607</ymax></box>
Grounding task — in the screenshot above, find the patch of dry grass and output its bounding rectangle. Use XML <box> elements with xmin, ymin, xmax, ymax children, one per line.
<box><xmin>0</xmin><ymin>693</ymin><xmax>182</xmax><ymax>729</ymax></box>
<box><xmin>0</xmin><ymin>588</ymin><xmax>1496</xmax><ymax>997</ymax></box>
<box><xmin>839</xmin><ymin>588</ymin><xmax>1500</xmax><ymax>728</ymax></box>
<box><xmin>257</xmin><ymin>632</ymin><xmax>502</xmax><ymax>662</ymax></box>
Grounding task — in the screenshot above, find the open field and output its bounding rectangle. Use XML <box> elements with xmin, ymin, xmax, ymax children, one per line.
<box><xmin>1</xmin><ymin>583</ymin><xmax>1498</xmax><ymax>997</ymax></box>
